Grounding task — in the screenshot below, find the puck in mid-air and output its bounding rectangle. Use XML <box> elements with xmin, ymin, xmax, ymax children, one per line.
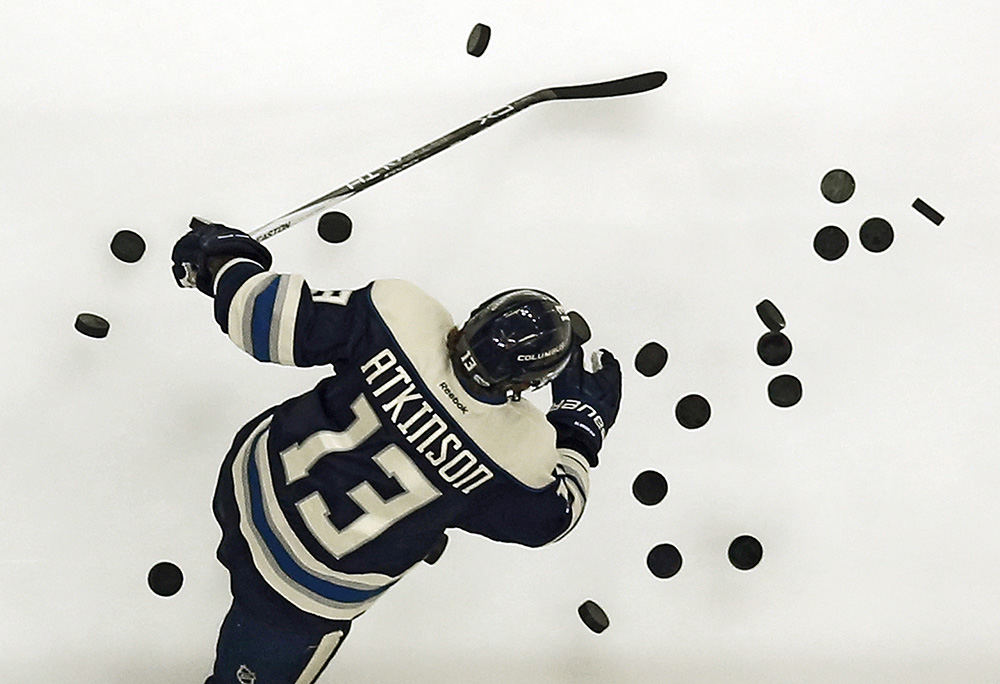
<box><xmin>75</xmin><ymin>313</ymin><xmax>110</xmax><ymax>339</ymax></box>
<box><xmin>466</xmin><ymin>23</ymin><xmax>491</xmax><ymax>57</ymax></box>
<box><xmin>859</xmin><ymin>217</ymin><xmax>894</xmax><ymax>253</ymax></box>
<box><xmin>568</xmin><ymin>311</ymin><xmax>591</xmax><ymax>344</ymax></box>
<box><xmin>728</xmin><ymin>535</ymin><xmax>764</xmax><ymax>571</ymax></box>
<box><xmin>632</xmin><ymin>470</ymin><xmax>668</xmax><ymax>506</ymax></box>
<box><xmin>768</xmin><ymin>374</ymin><xmax>802</xmax><ymax>408</ymax></box>
<box><xmin>577</xmin><ymin>600</ymin><xmax>610</xmax><ymax>634</ymax></box>
<box><xmin>820</xmin><ymin>169</ymin><xmax>855</xmax><ymax>204</ymax></box>
<box><xmin>814</xmin><ymin>225</ymin><xmax>849</xmax><ymax>261</ymax></box>
<box><xmin>110</xmin><ymin>229</ymin><xmax>146</xmax><ymax>263</ymax></box>
<box><xmin>912</xmin><ymin>198</ymin><xmax>944</xmax><ymax>226</ymax></box>
<box><xmin>318</xmin><ymin>212</ymin><xmax>353</xmax><ymax>243</ymax></box>
<box><xmin>635</xmin><ymin>341</ymin><xmax>668</xmax><ymax>377</ymax></box>
<box><xmin>755</xmin><ymin>299</ymin><xmax>785</xmax><ymax>332</ymax></box>
<box><xmin>423</xmin><ymin>533</ymin><xmax>448</xmax><ymax>565</ymax></box>
<box><xmin>675</xmin><ymin>394</ymin><xmax>710</xmax><ymax>429</ymax></box>
<box><xmin>646</xmin><ymin>544</ymin><xmax>682</xmax><ymax>579</ymax></box>
<box><xmin>757</xmin><ymin>332</ymin><xmax>792</xmax><ymax>366</ymax></box>
<box><xmin>148</xmin><ymin>561</ymin><xmax>184</xmax><ymax>597</ymax></box>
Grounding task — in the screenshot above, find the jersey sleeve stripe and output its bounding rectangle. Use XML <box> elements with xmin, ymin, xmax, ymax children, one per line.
<box><xmin>274</xmin><ymin>275</ymin><xmax>305</xmax><ymax>365</ymax></box>
<box><xmin>251</xmin><ymin>277</ymin><xmax>280</xmax><ymax>361</ymax></box>
<box><xmin>228</xmin><ymin>272</ymin><xmax>278</xmax><ymax>355</ymax></box>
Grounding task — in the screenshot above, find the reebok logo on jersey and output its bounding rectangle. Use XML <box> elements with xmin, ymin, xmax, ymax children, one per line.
<box><xmin>438</xmin><ymin>382</ymin><xmax>469</xmax><ymax>414</ymax></box>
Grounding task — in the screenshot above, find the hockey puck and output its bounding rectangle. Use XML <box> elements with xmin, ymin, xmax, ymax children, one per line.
<box><xmin>577</xmin><ymin>600</ymin><xmax>610</xmax><ymax>634</ymax></box>
<box><xmin>728</xmin><ymin>535</ymin><xmax>763</xmax><ymax>571</ymax></box>
<box><xmin>757</xmin><ymin>332</ymin><xmax>792</xmax><ymax>366</ymax></box>
<box><xmin>646</xmin><ymin>544</ymin><xmax>682</xmax><ymax>579</ymax></box>
<box><xmin>110</xmin><ymin>229</ymin><xmax>146</xmax><ymax>263</ymax></box>
<box><xmin>632</xmin><ymin>470</ymin><xmax>668</xmax><ymax>506</ymax></box>
<box><xmin>820</xmin><ymin>169</ymin><xmax>855</xmax><ymax>204</ymax></box>
<box><xmin>423</xmin><ymin>533</ymin><xmax>448</xmax><ymax>565</ymax></box>
<box><xmin>913</xmin><ymin>198</ymin><xmax>944</xmax><ymax>226</ymax></box>
<box><xmin>318</xmin><ymin>212</ymin><xmax>352</xmax><ymax>243</ymax></box>
<box><xmin>635</xmin><ymin>341</ymin><xmax>668</xmax><ymax>377</ymax></box>
<box><xmin>74</xmin><ymin>313</ymin><xmax>110</xmax><ymax>339</ymax></box>
<box><xmin>768</xmin><ymin>374</ymin><xmax>802</xmax><ymax>408</ymax></box>
<box><xmin>466</xmin><ymin>23</ymin><xmax>491</xmax><ymax>57</ymax></box>
<box><xmin>755</xmin><ymin>299</ymin><xmax>785</xmax><ymax>332</ymax></box>
<box><xmin>814</xmin><ymin>225</ymin><xmax>849</xmax><ymax>261</ymax></box>
<box><xmin>148</xmin><ymin>561</ymin><xmax>183</xmax><ymax>597</ymax></box>
<box><xmin>859</xmin><ymin>217</ymin><xmax>894</xmax><ymax>253</ymax></box>
<box><xmin>568</xmin><ymin>311</ymin><xmax>591</xmax><ymax>344</ymax></box>
<box><xmin>675</xmin><ymin>394</ymin><xmax>710</xmax><ymax>429</ymax></box>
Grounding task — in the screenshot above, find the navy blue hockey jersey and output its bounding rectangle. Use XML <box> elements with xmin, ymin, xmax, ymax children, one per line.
<box><xmin>209</xmin><ymin>259</ymin><xmax>591</xmax><ymax>621</ymax></box>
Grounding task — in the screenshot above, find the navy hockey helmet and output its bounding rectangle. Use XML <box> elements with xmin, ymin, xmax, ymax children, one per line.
<box><xmin>449</xmin><ymin>288</ymin><xmax>574</xmax><ymax>403</ymax></box>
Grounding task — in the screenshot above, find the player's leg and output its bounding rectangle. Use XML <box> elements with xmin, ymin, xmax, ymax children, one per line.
<box><xmin>205</xmin><ymin>594</ymin><xmax>351</xmax><ymax>684</ymax></box>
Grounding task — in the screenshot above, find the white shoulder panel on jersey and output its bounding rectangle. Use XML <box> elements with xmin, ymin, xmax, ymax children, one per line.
<box><xmin>369</xmin><ymin>279</ymin><xmax>559</xmax><ymax>490</ymax></box>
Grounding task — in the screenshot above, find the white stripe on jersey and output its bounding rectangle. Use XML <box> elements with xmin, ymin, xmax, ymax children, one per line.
<box><xmin>550</xmin><ymin>447</ymin><xmax>591</xmax><ymax>544</ymax></box>
<box><xmin>227</xmin><ymin>271</ymin><xmax>276</xmax><ymax>353</ymax></box>
<box><xmin>273</xmin><ymin>274</ymin><xmax>305</xmax><ymax>365</ymax></box>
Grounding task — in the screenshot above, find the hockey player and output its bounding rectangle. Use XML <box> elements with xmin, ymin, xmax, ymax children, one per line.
<box><xmin>171</xmin><ymin>220</ymin><xmax>623</xmax><ymax>683</ymax></box>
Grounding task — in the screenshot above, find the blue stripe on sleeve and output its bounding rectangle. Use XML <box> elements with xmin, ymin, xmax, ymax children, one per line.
<box><xmin>250</xmin><ymin>278</ymin><xmax>280</xmax><ymax>361</ymax></box>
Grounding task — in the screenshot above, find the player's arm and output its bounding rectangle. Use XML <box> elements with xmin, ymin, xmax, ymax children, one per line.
<box><xmin>171</xmin><ymin>218</ymin><xmax>360</xmax><ymax>367</ymax></box>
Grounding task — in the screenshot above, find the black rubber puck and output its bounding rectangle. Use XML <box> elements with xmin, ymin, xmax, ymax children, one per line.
<box><xmin>675</xmin><ymin>394</ymin><xmax>710</xmax><ymax>429</ymax></box>
<box><xmin>912</xmin><ymin>198</ymin><xmax>944</xmax><ymax>226</ymax></box>
<box><xmin>74</xmin><ymin>313</ymin><xmax>110</xmax><ymax>339</ymax></box>
<box><xmin>755</xmin><ymin>299</ymin><xmax>785</xmax><ymax>332</ymax></box>
<box><xmin>466</xmin><ymin>23</ymin><xmax>491</xmax><ymax>57</ymax></box>
<box><xmin>814</xmin><ymin>225</ymin><xmax>849</xmax><ymax>261</ymax></box>
<box><xmin>635</xmin><ymin>341</ymin><xmax>668</xmax><ymax>377</ymax></box>
<box><xmin>757</xmin><ymin>332</ymin><xmax>792</xmax><ymax>366</ymax></box>
<box><xmin>148</xmin><ymin>561</ymin><xmax>183</xmax><ymax>597</ymax></box>
<box><xmin>318</xmin><ymin>212</ymin><xmax>353</xmax><ymax>243</ymax></box>
<box><xmin>859</xmin><ymin>217</ymin><xmax>894</xmax><ymax>253</ymax></box>
<box><xmin>646</xmin><ymin>544</ymin><xmax>682</xmax><ymax>579</ymax></box>
<box><xmin>768</xmin><ymin>374</ymin><xmax>802</xmax><ymax>408</ymax></box>
<box><xmin>110</xmin><ymin>229</ymin><xmax>146</xmax><ymax>263</ymax></box>
<box><xmin>577</xmin><ymin>600</ymin><xmax>610</xmax><ymax>634</ymax></box>
<box><xmin>632</xmin><ymin>470</ymin><xmax>668</xmax><ymax>506</ymax></box>
<box><xmin>568</xmin><ymin>311</ymin><xmax>591</xmax><ymax>344</ymax></box>
<box><xmin>728</xmin><ymin>535</ymin><xmax>763</xmax><ymax>571</ymax></box>
<box><xmin>820</xmin><ymin>169</ymin><xmax>855</xmax><ymax>204</ymax></box>
<box><xmin>423</xmin><ymin>533</ymin><xmax>448</xmax><ymax>565</ymax></box>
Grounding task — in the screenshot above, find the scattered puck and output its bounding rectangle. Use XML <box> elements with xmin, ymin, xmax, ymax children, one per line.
<box><xmin>820</xmin><ymin>169</ymin><xmax>856</xmax><ymax>204</ymax></box>
<box><xmin>635</xmin><ymin>341</ymin><xmax>668</xmax><ymax>377</ymax></box>
<box><xmin>318</xmin><ymin>212</ymin><xmax>353</xmax><ymax>243</ymax></box>
<box><xmin>577</xmin><ymin>600</ymin><xmax>610</xmax><ymax>634</ymax></box>
<box><xmin>757</xmin><ymin>332</ymin><xmax>792</xmax><ymax>366</ymax></box>
<box><xmin>728</xmin><ymin>535</ymin><xmax>763</xmax><ymax>571</ymax></box>
<box><xmin>675</xmin><ymin>394</ymin><xmax>710</xmax><ymax>429</ymax></box>
<box><xmin>110</xmin><ymin>229</ymin><xmax>146</xmax><ymax>263</ymax></box>
<box><xmin>632</xmin><ymin>470</ymin><xmax>668</xmax><ymax>506</ymax></box>
<box><xmin>646</xmin><ymin>544</ymin><xmax>682</xmax><ymax>579</ymax></box>
<box><xmin>466</xmin><ymin>23</ymin><xmax>491</xmax><ymax>57</ymax></box>
<box><xmin>74</xmin><ymin>313</ymin><xmax>110</xmax><ymax>339</ymax></box>
<box><xmin>568</xmin><ymin>311</ymin><xmax>591</xmax><ymax>345</ymax></box>
<box><xmin>814</xmin><ymin>225</ymin><xmax>849</xmax><ymax>261</ymax></box>
<box><xmin>859</xmin><ymin>217</ymin><xmax>894</xmax><ymax>253</ymax></box>
<box><xmin>912</xmin><ymin>198</ymin><xmax>944</xmax><ymax>226</ymax></box>
<box><xmin>768</xmin><ymin>374</ymin><xmax>802</xmax><ymax>408</ymax></box>
<box><xmin>755</xmin><ymin>299</ymin><xmax>785</xmax><ymax>332</ymax></box>
<box><xmin>148</xmin><ymin>561</ymin><xmax>183</xmax><ymax>597</ymax></box>
<box><xmin>423</xmin><ymin>533</ymin><xmax>448</xmax><ymax>565</ymax></box>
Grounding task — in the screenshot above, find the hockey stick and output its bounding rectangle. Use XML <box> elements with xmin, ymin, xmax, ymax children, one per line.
<box><xmin>249</xmin><ymin>71</ymin><xmax>667</xmax><ymax>242</ymax></box>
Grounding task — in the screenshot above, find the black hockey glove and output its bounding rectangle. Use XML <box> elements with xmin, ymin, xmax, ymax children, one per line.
<box><xmin>545</xmin><ymin>345</ymin><xmax>622</xmax><ymax>467</ymax></box>
<box><xmin>171</xmin><ymin>217</ymin><xmax>273</xmax><ymax>296</ymax></box>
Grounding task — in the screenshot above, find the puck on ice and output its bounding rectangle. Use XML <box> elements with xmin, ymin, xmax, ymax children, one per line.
<box><xmin>466</xmin><ymin>23</ymin><xmax>491</xmax><ymax>57</ymax></box>
<box><xmin>423</xmin><ymin>533</ymin><xmax>448</xmax><ymax>565</ymax></box>
<box><xmin>755</xmin><ymin>299</ymin><xmax>785</xmax><ymax>332</ymax></box>
<box><xmin>814</xmin><ymin>225</ymin><xmax>849</xmax><ymax>261</ymax></box>
<box><xmin>757</xmin><ymin>332</ymin><xmax>792</xmax><ymax>366</ymax></box>
<box><xmin>675</xmin><ymin>394</ymin><xmax>710</xmax><ymax>429</ymax></box>
<box><xmin>646</xmin><ymin>544</ymin><xmax>682</xmax><ymax>579</ymax></box>
<box><xmin>728</xmin><ymin>535</ymin><xmax>764</xmax><ymax>571</ymax></box>
<box><xmin>148</xmin><ymin>561</ymin><xmax>183</xmax><ymax>597</ymax></box>
<box><xmin>820</xmin><ymin>169</ymin><xmax>856</xmax><ymax>204</ymax></box>
<box><xmin>110</xmin><ymin>230</ymin><xmax>146</xmax><ymax>263</ymax></box>
<box><xmin>635</xmin><ymin>341</ymin><xmax>668</xmax><ymax>377</ymax></box>
<box><xmin>913</xmin><ymin>198</ymin><xmax>944</xmax><ymax>226</ymax></box>
<box><xmin>859</xmin><ymin>217</ymin><xmax>894</xmax><ymax>253</ymax></box>
<box><xmin>768</xmin><ymin>374</ymin><xmax>802</xmax><ymax>408</ymax></box>
<box><xmin>568</xmin><ymin>311</ymin><xmax>591</xmax><ymax>344</ymax></box>
<box><xmin>577</xmin><ymin>600</ymin><xmax>610</xmax><ymax>633</ymax></box>
<box><xmin>318</xmin><ymin>212</ymin><xmax>353</xmax><ymax>243</ymax></box>
<box><xmin>75</xmin><ymin>313</ymin><xmax>110</xmax><ymax>339</ymax></box>
<box><xmin>632</xmin><ymin>470</ymin><xmax>668</xmax><ymax>506</ymax></box>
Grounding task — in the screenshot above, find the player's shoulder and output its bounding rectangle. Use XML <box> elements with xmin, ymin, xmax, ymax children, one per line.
<box><xmin>368</xmin><ymin>278</ymin><xmax>451</xmax><ymax>326</ymax></box>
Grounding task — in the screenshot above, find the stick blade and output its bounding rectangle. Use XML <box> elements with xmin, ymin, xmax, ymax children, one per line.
<box><xmin>546</xmin><ymin>71</ymin><xmax>667</xmax><ymax>100</ymax></box>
